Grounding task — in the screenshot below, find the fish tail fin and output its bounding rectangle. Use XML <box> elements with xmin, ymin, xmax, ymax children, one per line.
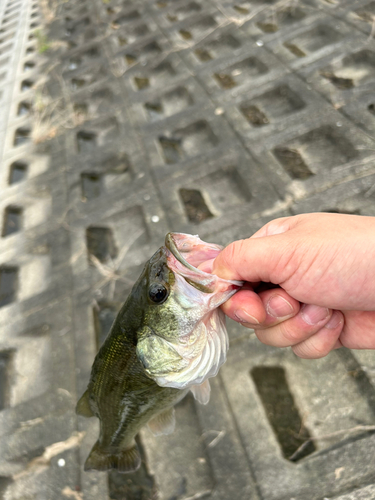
<box><xmin>84</xmin><ymin>440</ymin><xmax>141</xmax><ymax>473</ymax></box>
<box><xmin>76</xmin><ymin>389</ymin><xmax>94</xmax><ymax>418</ymax></box>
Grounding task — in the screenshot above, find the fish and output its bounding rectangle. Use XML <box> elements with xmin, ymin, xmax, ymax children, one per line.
<box><xmin>76</xmin><ymin>232</ymin><xmax>242</xmax><ymax>473</ymax></box>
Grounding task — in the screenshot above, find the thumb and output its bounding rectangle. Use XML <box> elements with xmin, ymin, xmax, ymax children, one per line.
<box><xmin>212</xmin><ymin>218</ymin><xmax>297</xmax><ymax>284</ymax></box>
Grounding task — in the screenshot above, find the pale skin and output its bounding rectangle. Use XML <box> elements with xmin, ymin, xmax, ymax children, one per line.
<box><xmin>200</xmin><ymin>213</ymin><xmax>375</xmax><ymax>359</ymax></box>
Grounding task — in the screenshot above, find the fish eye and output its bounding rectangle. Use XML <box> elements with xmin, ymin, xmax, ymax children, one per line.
<box><xmin>148</xmin><ymin>283</ymin><xmax>168</xmax><ymax>304</ymax></box>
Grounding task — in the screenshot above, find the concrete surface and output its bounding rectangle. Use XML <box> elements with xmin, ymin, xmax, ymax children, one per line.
<box><xmin>1</xmin><ymin>0</ymin><xmax>375</xmax><ymax>498</ymax></box>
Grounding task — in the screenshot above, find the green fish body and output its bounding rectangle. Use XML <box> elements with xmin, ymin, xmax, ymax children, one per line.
<box><xmin>77</xmin><ymin>233</ymin><xmax>242</xmax><ymax>473</ymax></box>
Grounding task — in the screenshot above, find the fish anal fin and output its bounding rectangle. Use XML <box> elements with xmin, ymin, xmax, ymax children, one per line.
<box><xmin>148</xmin><ymin>407</ymin><xmax>175</xmax><ymax>436</ymax></box>
<box><xmin>190</xmin><ymin>379</ymin><xmax>211</xmax><ymax>405</ymax></box>
<box><xmin>84</xmin><ymin>440</ymin><xmax>141</xmax><ymax>473</ymax></box>
<box><xmin>76</xmin><ymin>389</ymin><xmax>94</xmax><ymax>418</ymax></box>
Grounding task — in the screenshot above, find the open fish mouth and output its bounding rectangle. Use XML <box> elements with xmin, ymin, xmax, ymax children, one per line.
<box><xmin>165</xmin><ymin>232</ymin><xmax>223</xmax><ymax>273</ymax></box>
<box><xmin>165</xmin><ymin>232</ymin><xmax>242</xmax><ymax>293</ymax></box>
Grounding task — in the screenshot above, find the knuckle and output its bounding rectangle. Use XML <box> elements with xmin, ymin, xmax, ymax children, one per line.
<box><xmin>293</xmin><ymin>339</ymin><xmax>329</xmax><ymax>359</ymax></box>
<box><xmin>254</xmin><ymin>329</ymin><xmax>272</xmax><ymax>346</ymax></box>
<box><xmin>279</xmin><ymin>321</ymin><xmax>306</xmax><ymax>345</ymax></box>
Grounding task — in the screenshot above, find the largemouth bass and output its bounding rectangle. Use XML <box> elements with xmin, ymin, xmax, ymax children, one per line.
<box><xmin>77</xmin><ymin>233</ymin><xmax>242</xmax><ymax>473</ymax></box>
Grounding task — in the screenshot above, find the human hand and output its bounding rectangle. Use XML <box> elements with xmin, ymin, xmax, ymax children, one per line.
<box><xmin>206</xmin><ymin>213</ymin><xmax>375</xmax><ymax>358</ymax></box>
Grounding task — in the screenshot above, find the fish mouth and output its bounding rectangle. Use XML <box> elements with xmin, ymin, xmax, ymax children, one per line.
<box><xmin>165</xmin><ymin>233</ymin><xmax>228</xmax><ymax>293</ymax></box>
<box><xmin>165</xmin><ymin>233</ymin><xmax>222</xmax><ymax>273</ymax></box>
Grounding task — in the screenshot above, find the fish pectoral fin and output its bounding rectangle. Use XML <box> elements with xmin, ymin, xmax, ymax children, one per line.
<box><xmin>190</xmin><ymin>379</ymin><xmax>211</xmax><ymax>405</ymax></box>
<box><xmin>84</xmin><ymin>440</ymin><xmax>141</xmax><ymax>473</ymax></box>
<box><xmin>76</xmin><ymin>389</ymin><xmax>94</xmax><ymax>418</ymax></box>
<box><xmin>147</xmin><ymin>407</ymin><xmax>176</xmax><ymax>436</ymax></box>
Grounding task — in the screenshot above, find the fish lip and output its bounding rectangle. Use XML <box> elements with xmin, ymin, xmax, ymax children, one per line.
<box><xmin>165</xmin><ymin>232</ymin><xmax>199</xmax><ymax>274</ymax></box>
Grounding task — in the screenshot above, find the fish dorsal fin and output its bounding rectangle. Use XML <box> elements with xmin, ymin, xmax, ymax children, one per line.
<box><xmin>148</xmin><ymin>407</ymin><xmax>176</xmax><ymax>436</ymax></box>
<box><xmin>84</xmin><ymin>440</ymin><xmax>141</xmax><ymax>473</ymax></box>
<box><xmin>76</xmin><ymin>389</ymin><xmax>94</xmax><ymax>418</ymax></box>
<box><xmin>190</xmin><ymin>379</ymin><xmax>211</xmax><ymax>405</ymax></box>
<box><xmin>145</xmin><ymin>308</ymin><xmax>228</xmax><ymax>390</ymax></box>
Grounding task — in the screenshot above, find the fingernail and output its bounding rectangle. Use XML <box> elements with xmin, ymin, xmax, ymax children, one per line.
<box><xmin>267</xmin><ymin>295</ymin><xmax>294</xmax><ymax>318</ymax></box>
<box><xmin>325</xmin><ymin>311</ymin><xmax>343</xmax><ymax>330</ymax></box>
<box><xmin>301</xmin><ymin>304</ymin><xmax>330</xmax><ymax>325</ymax></box>
<box><xmin>234</xmin><ymin>310</ymin><xmax>259</xmax><ymax>325</ymax></box>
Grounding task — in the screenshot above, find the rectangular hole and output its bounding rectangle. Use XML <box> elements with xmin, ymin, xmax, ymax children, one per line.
<box><xmin>73</xmin><ymin>102</ymin><xmax>88</xmax><ymax>119</ymax></box>
<box><xmin>86</xmin><ymin>227</ymin><xmax>118</xmax><ymax>264</ymax></box>
<box><xmin>21</xmin><ymin>79</ymin><xmax>33</xmax><ymax>91</ymax></box>
<box><xmin>145</xmin><ymin>87</ymin><xmax>194</xmax><ymax>121</ymax></box>
<box><xmin>273</xmin><ymin>147</ymin><xmax>313</xmax><ymax>180</ymax></box>
<box><xmin>257</xmin><ymin>6</ymin><xmax>306</xmax><ymax>33</ymax></box>
<box><xmin>283</xmin><ymin>42</ymin><xmax>306</xmax><ymax>58</ymax></box>
<box><xmin>14</xmin><ymin>127</ymin><xmax>31</xmax><ymax>146</ymax></box>
<box><xmin>182</xmin><ymin>16</ymin><xmax>218</xmax><ymax>40</ymax></box>
<box><xmin>9</xmin><ymin>161</ymin><xmax>27</xmax><ymax>184</ymax></box>
<box><xmin>159</xmin><ymin>121</ymin><xmax>218</xmax><ymax>164</ymax></box>
<box><xmin>274</xmin><ymin>125</ymin><xmax>358</xmax><ymax>177</ymax></box>
<box><xmin>134</xmin><ymin>76</ymin><xmax>150</xmax><ymax>90</ymax></box>
<box><xmin>117</xmin><ymin>23</ymin><xmax>150</xmax><ymax>46</ymax></box>
<box><xmin>179</xmin><ymin>29</ymin><xmax>192</xmax><ymax>40</ymax></box>
<box><xmin>177</xmin><ymin>120</ymin><xmax>218</xmax><ymax>157</ymax></box>
<box><xmin>241</xmin><ymin>85</ymin><xmax>305</xmax><ymax>125</ymax></box>
<box><xmin>285</xmin><ymin>24</ymin><xmax>342</xmax><ymax>56</ymax></box>
<box><xmin>180</xmin><ymin>188</ymin><xmax>214</xmax><ymax>224</ymax></box>
<box><xmin>234</xmin><ymin>4</ymin><xmax>250</xmax><ymax>14</ymax></box>
<box><xmin>144</xmin><ymin>101</ymin><xmax>163</xmax><ymax>121</ymax></box>
<box><xmin>214</xmin><ymin>72</ymin><xmax>237</xmax><ymax>89</ymax></box>
<box><xmin>81</xmin><ymin>173</ymin><xmax>102</xmax><ymax>200</ymax></box>
<box><xmin>125</xmin><ymin>53</ymin><xmax>137</xmax><ymax>66</ymax></box>
<box><xmin>103</xmin><ymin>153</ymin><xmax>131</xmax><ymax>175</ymax></box>
<box><xmin>77</xmin><ymin>131</ymin><xmax>97</xmax><ymax>152</ymax></box>
<box><xmin>114</xmin><ymin>10</ymin><xmax>141</xmax><ymax>25</ymax></box>
<box><xmin>323</xmin><ymin>50</ymin><xmax>375</xmax><ymax>88</ymax></box>
<box><xmin>152</xmin><ymin>61</ymin><xmax>177</xmax><ymax>85</ymax></box>
<box><xmin>276</xmin><ymin>6</ymin><xmax>306</xmax><ymax>25</ymax></box>
<box><xmin>195</xmin><ymin>33</ymin><xmax>242</xmax><ymax>63</ymax></box>
<box><xmin>0</xmin><ymin>352</ymin><xmax>11</xmax><ymax>410</ymax></box>
<box><xmin>256</xmin><ymin>22</ymin><xmax>278</xmax><ymax>33</ymax></box>
<box><xmin>194</xmin><ymin>48</ymin><xmax>212</xmax><ymax>62</ymax></box>
<box><xmin>17</xmin><ymin>101</ymin><xmax>31</xmax><ymax>116</ymax></box>
<box><xmin>2</xmin><ymin>206</ymin><xmax>22</xmax><ymax>236</ymax></box>
<box><xmin>240</xmin><ymin>105</ymin><xmax>269</xmax><ymax>126</ymax></box>
<box><xmin>169</xmin><ymin>1</ymin><xmax>201</xmax><ymax>22</ymax></box>
<box><xmin>319</xmin><ymin>70</ymin><xmax>354</xmax><ymax>89</ymax></box>
<box><xmin>159</xmin><ymin>136</ymin><xmax>184</xmax><ymax>164</ymax></box>
<box><xmin>70</xmin><ymin>78</ymin><xmax>86</xmax><ymax>91</ymax></box>
<box><xmin>251</xmin><ymin>366</ymin><xmax>316</xmax><ymax>461</ymax></box>
<box><xmin>189</xmin><ymin>167</ymin><xmax>251</xmax><ymax>216</ymax></box>
<box><xmin>214</xmin><ymin>57</ymin><xmax>268</xmax><ymax>89</ymax></box>
<box><xmin>142</xmin><ymin>41</ymin><xmax>161</xmax><ymax>56</ymax></box>
<box><xmin>23</xmin><ymin>61</ymin><xmax>35</xmax><ymax>71</ymax></box>
<box><xmin>0</xmin><ymin>266</ymin><xmax>18</xmax><ymax>308</ymax></box>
